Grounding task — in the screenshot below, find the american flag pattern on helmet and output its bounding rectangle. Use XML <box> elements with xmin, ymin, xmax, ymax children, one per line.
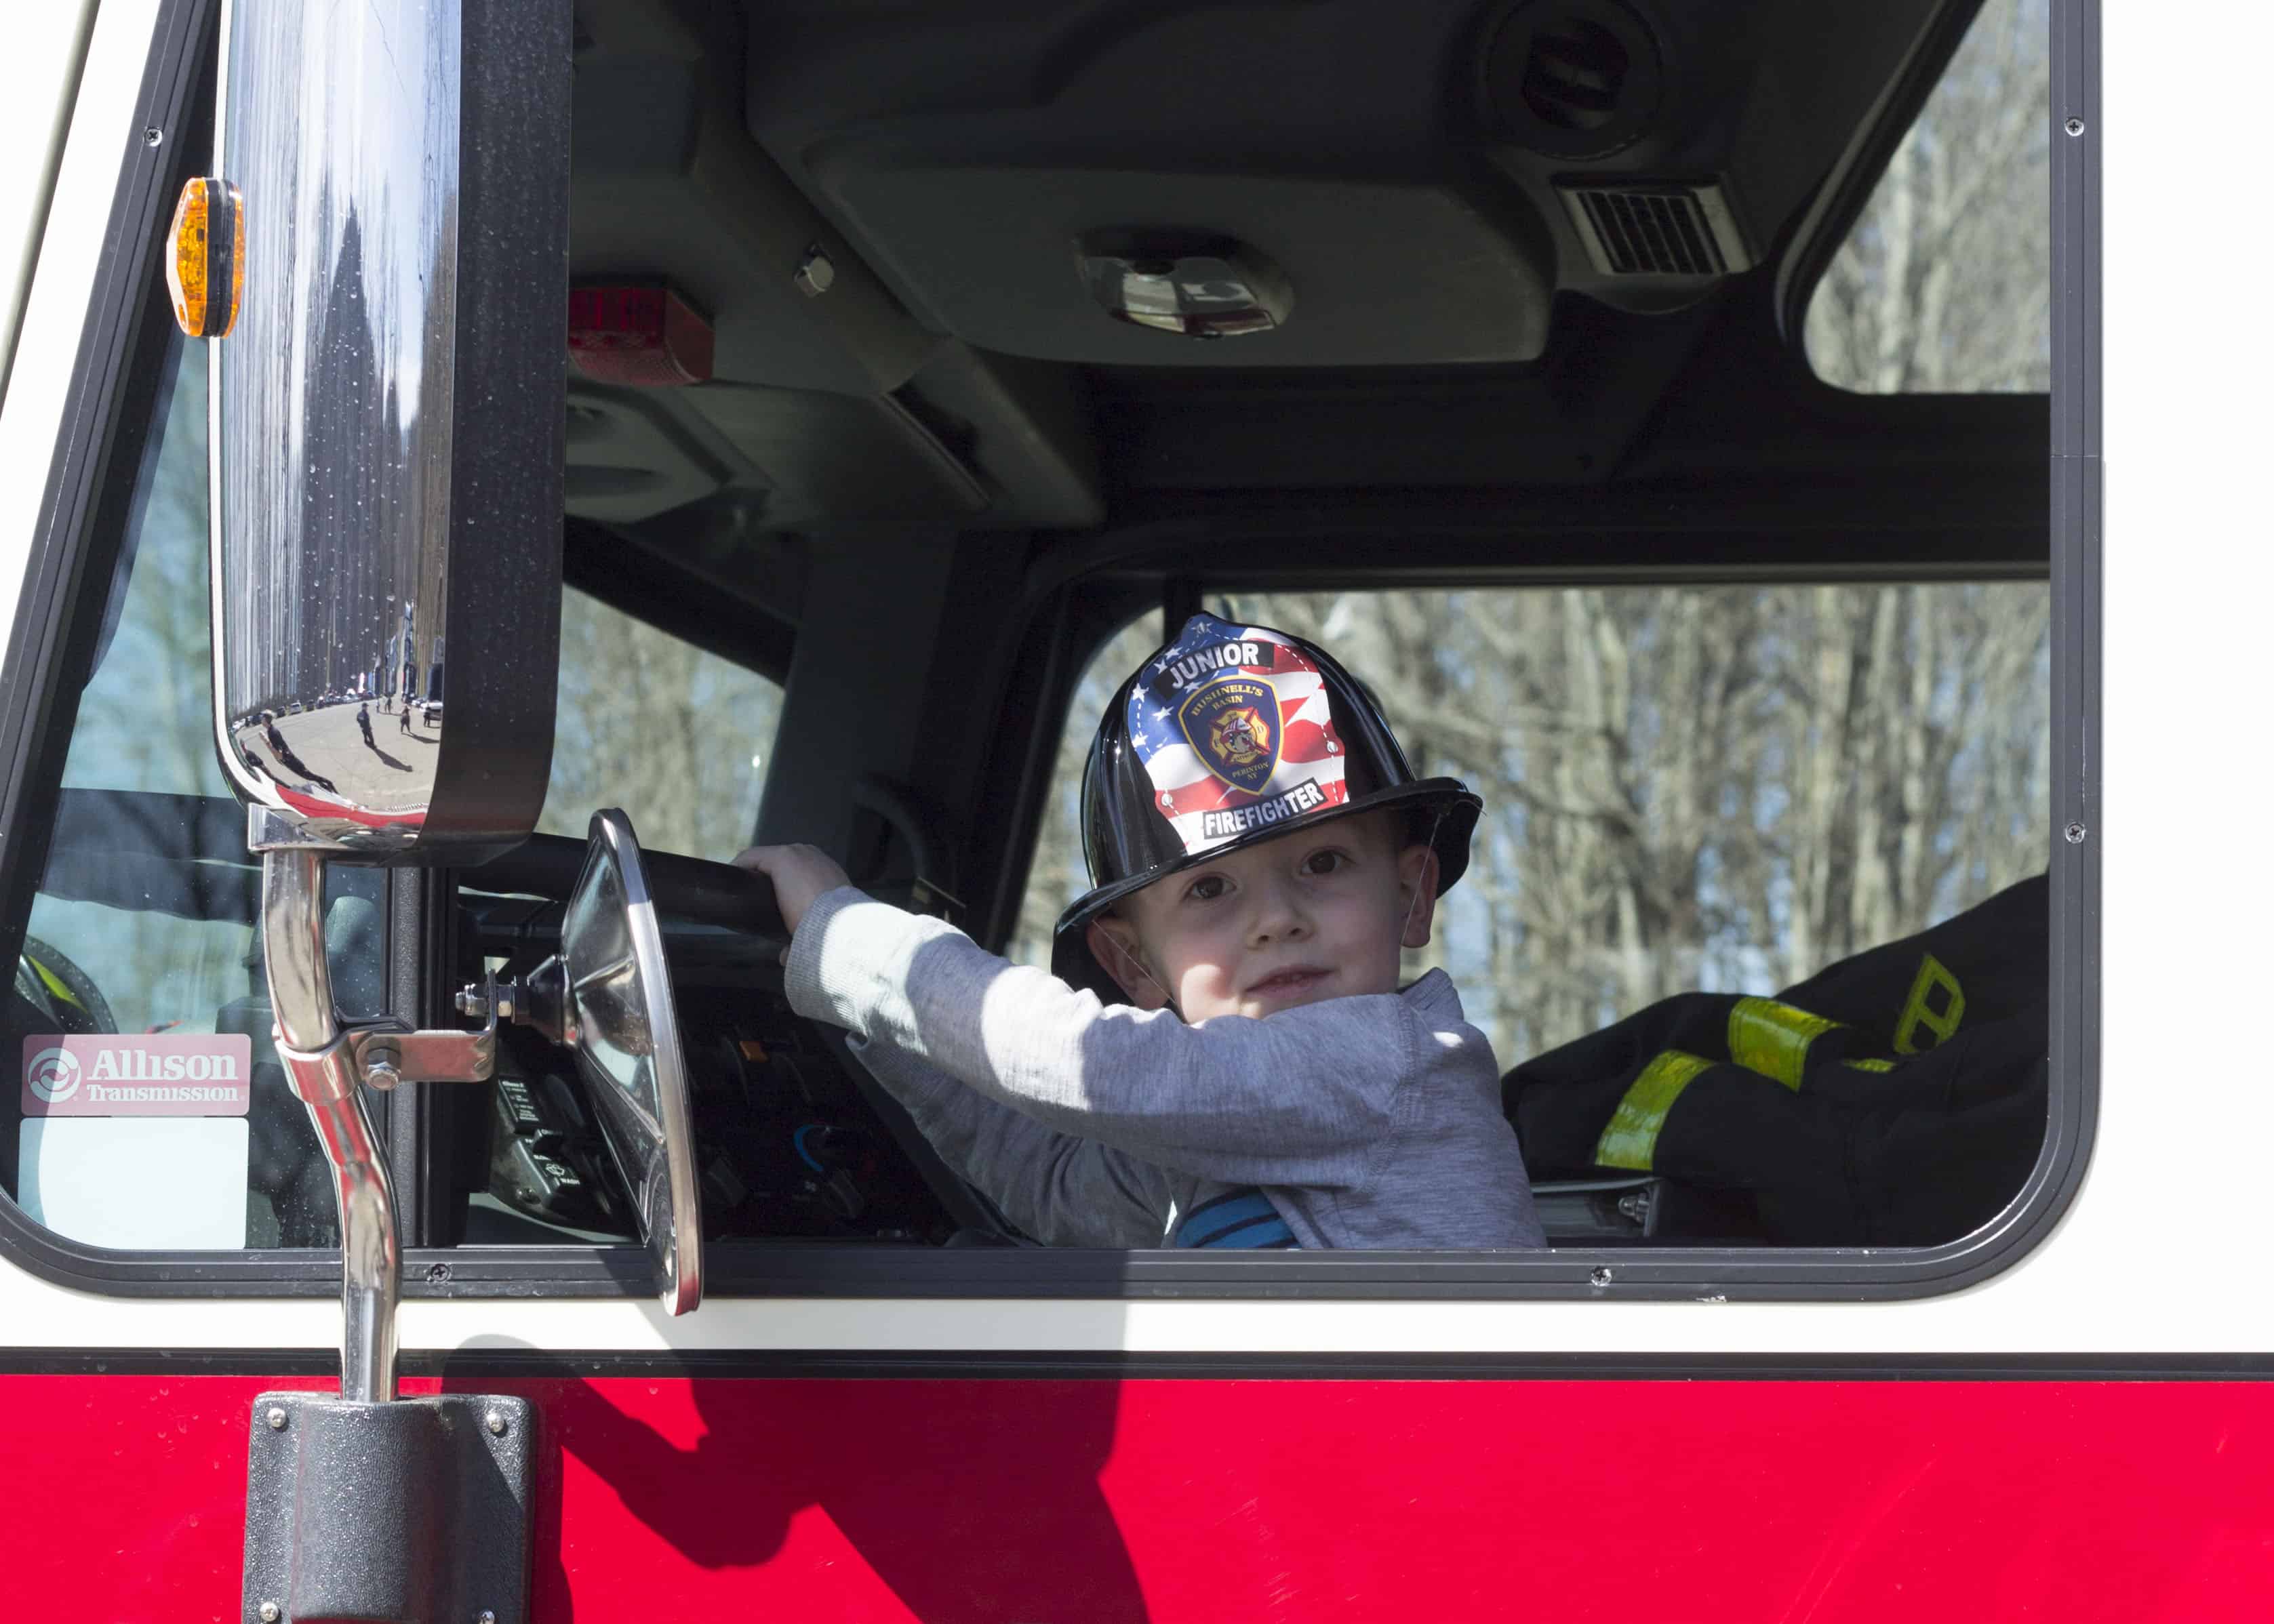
<box><xmin>1125</xmin><ymin>613</ymin><xmax>1351</xmax><ymax>856</ymax></box>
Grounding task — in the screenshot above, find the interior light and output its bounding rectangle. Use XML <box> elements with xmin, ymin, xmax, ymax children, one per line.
<box><xmin>567</xmin><ymin>285</ymin><xmax>715</xmax><ymax>386</ymax></box>
<box><xmin>1078</xmin><ymin>235</ymin><xmax>1291</xmax><ymax>340</ymax></box>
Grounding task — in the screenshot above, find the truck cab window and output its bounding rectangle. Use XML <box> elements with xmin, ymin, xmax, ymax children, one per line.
<box><xmin>458</xmin><ymin>592</ymin><xmax>790</xmax><ymax>1245</ymax></box>
<box><xmin>1805</xmin><ymin>0</ymin><xmax>2050</xmax><ymax>392</ymax></box>
<box><xmin>1018</xmin><ymin>584</ymin><xmax>2052</xmax><ymax>1248</ymax></box>
<box><xmin>1</xmin><ymin>349</ymin><xmax>790</xmax><ymax>1257</ymax></box>
<box><xmin>3</xmin><ymin>338</ymin><xmax>380</xmax><ymax>1251</ymax></box>
<box><xmin>537</xmin><ymin>586</ymin><xmax>784</xmax><ymax>861</ymax></box>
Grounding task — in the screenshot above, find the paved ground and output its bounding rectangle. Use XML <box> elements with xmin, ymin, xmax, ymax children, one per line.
<box><xmin>231</xmin><ymin>699</ymin><xmax>440</xmax><ymax>815</ymax></box>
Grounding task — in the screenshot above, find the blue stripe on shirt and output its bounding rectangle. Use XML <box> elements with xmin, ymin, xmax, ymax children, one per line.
<box><xmin>1176</xmin><ymin>1189</ymin><xmax>1299</xmax><ymax>1249</ymax></box>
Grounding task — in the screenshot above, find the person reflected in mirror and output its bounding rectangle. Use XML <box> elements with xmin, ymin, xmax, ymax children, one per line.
<box><xmin>259</xmin><ymin>709</ymin><xmax>339</xmax><ymax>796</ymax></box>
<box><xmin>351</xmin><ymin>700</ymin><xmax>415</xmax><ymax>773</ymax></box>
<box><xmin>736</xmin><ymin>613</ymin><xmax>1542</xmax><ymax>1251</ymax></box>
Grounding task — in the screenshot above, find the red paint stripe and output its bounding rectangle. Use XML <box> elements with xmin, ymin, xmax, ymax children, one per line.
<box><xmin>7</xmin><ymin>1373</ymin><xmax>2274</xmax><ymax>1622</ymax></box>
<box><xmin>273</xmin><ymin>784</ymin><xmax>426</xmax><ymax>831</ymax></box>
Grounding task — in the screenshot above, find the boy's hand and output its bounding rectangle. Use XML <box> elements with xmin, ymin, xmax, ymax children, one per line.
<box><xmin>732</xmin><ymin>843</ymin><xmax>852</xmax><ymax>937</ymax></box>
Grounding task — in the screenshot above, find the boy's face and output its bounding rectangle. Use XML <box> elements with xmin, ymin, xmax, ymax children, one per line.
<box><xmin>1087</xmin><ymin>811</ymin><xmax>1438</xmax><ymax>1021</ymax></box>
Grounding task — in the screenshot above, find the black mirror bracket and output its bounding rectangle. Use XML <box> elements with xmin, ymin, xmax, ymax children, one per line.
<box><xmin>464</xmin><ymin>957</ymin><xmax>574</xmax><ymax>1051</ymax></box>
<box><xmin>241</xmin><ymin>1390</ymin><xmax>534</xmax><ymax>1624</ymax></box>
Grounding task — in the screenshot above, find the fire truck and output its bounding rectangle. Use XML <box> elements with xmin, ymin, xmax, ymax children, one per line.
<box><xmin>4</xmin><ymin>0</ymin><xmax>2265</xmax><ymax>1617</ymax></box>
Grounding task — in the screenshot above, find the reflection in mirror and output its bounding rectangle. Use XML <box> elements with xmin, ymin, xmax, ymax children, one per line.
<box><xmin>209</xmin><ymin>0</ymin><xmax>464</xmax><ymax>851</ymax></box>
<box><xmin>205</xmin><ymin>0</ymin><xmax>565</xmax><ymax>864</ymax></box>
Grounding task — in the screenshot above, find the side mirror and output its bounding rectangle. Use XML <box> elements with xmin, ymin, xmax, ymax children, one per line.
<box><xmin>188</xmin><ymin>0</ymin><xmax>571</xmax><ymax>1435</ymax></box>
<box><xmin>206</xmin><ymin>6</ymin><xmax>575</xmax><ymax>1618</ymax></box>
<box><xmin>205</xmin><ymin>0</ymin><xmax>567</xmax><ymax>861</ymax></box>
<box><xmin>504</xmin><ymin>811</ymin><xmax>703</xmax><ymax>1315</ymax></box>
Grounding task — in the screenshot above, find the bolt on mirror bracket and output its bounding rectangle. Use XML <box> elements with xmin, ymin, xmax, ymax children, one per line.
<box><xmin>342</xmin><ymin>979</ymin><xmax>500</xmax><ymax>1091</ymax></box>
<box><xmin>342</xmin><ymin>1023</ymin><xmax>496</xmax><ymax>1091</ymax></box>
<box><xmin>469</xmin><ymin>955</ymin><xmax>576</xmax><ymax>1052</ymax></box>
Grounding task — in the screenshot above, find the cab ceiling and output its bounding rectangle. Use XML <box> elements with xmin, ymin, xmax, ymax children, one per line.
<box><xmin>564</xmin><ymin>0</ymin><xmax>2033</xmax><ymax>577</ymax></box>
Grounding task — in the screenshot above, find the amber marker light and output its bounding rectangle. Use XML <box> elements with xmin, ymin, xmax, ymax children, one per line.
<box><xmin>166</xmin><ymin>177</ymin><xmax>243</xmax><ymax>338</ymax></box>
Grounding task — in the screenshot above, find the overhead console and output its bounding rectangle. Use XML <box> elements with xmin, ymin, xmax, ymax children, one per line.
<box><xmin>744</xmin><ymin>0</ymin><xmax>1944</xmax><ymax>348</ymax></box>
<box><xmin>558</xmin><ymin>0</ymin><xmax>1964</xmax><ymax>531</ymax></box>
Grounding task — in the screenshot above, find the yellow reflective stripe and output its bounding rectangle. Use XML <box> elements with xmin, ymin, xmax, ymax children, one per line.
<box><xmin>1892</xmin><ymin>952</ymin><xmax>1966</xmax><ymax>1055</ymax></box>
<box><xmin>1843</xmin><ymin>1057</ymin><xmax>1895</xmax><ymax>1074</ymax></box>
<box><xmin>1595</xmin><ymin>1050</ymin><xmax>1714</xmax><ymax>1172</ymax></box>
<box><xmin>1726</xmin><ymin>997</ymin><xmax>1840</xmax><ymax>1091</ymax></box>
<box><xmin>28</xmin><ymin>956</ymin><xmax>86</xmax><ymax>1012</ymax></box>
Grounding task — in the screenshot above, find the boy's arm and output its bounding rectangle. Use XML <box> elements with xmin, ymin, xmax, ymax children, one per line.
<box><xmin>845</xmin><ymin>1038</ymin><xmax>1178</xmax><ymax>1247</ymax></box>
<box><xmin>785</xmin><ymin>887</ymin><xmax>1416</xmax><ymax>1188</ymax></box>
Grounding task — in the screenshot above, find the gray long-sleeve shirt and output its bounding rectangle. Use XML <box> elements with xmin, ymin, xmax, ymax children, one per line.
<box><xmin>784</xmin><ymin>887</ymin><xmax>1545</xmax><ymax>1250</ymax></box>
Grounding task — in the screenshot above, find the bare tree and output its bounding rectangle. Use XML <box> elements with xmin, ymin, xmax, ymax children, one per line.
<box><xmin>1806</xmin><ymin>0</ymin><xmax>2051</xmax><ymax>394</ymax></box>
<box><xmin>538</xmin><ymin>589</ymin><xmax>783</xmax><ymax>861</ymax></box>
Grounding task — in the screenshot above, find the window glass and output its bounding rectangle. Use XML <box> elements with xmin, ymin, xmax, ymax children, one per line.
<box><xmin>5</xmin><ymin>338</ymin><xmax>382</xmax><ymax>1251</ymax></box>
<box><xmin>537</xmin><ymin>588</ymin><xmax>784</xmax><ymax>861</ymax></box>
<box><xmin>1017</xmin><ymin>585</ymin><xmax>2050</xmax><ymax>1245</ymax></box>
<box><xmin>1</xmin><ymin>348</ymin><xmax>786</xmax><ymax>1257</ymax></box>
<box><xmin>1019</xmin><ymin>586</ymin><xmax>2048</xmax><ymax>1057</ymax></box>
<box><xmin>1804</xmin><ymin>0</ymin><xmax>2050</xmax><ymax>392</ymax></box>
<box><xmin>467</xmin><ymin>598</ymin><xmax>785</xmax><ymax>1245</ymax></box>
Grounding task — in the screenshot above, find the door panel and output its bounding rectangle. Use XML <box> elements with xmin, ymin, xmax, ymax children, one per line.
<box><xmin>7</xmin><ymin>1369</ymin><xmax>2273</xmax><ymax>1621</ymax></box>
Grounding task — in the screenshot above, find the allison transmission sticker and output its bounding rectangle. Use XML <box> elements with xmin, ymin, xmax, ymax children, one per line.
<box><xmin>20</xmin><ymin>1034</ymin><xmax>252</xmax><ymax>1117</ymax></box>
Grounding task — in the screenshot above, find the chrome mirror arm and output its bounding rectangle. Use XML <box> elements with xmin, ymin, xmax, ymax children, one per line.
<box><xmin>260</xmin><ymin>847</ymin><xmax>398</xmax><ymax>1405</ymax></box>
<box><xmin>257</xmin><ymin>841</ymin><xmax>503</xmax><ymax>1401</ymax></box>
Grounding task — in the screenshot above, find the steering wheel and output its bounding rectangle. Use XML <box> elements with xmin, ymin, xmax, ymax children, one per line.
<box><xmin>15</xmin><ymin>935</ymin><xmax>118</xmax><ymax>1036</ymax></box>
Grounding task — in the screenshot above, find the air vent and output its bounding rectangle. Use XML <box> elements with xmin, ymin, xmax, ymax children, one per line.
<box><xmin>1559</xmin><ymin>182</ymin><xmax>1755</xmax><ymax>279</ymax></box>
<box><xmin>1521</xmin><ymin>18</ymin><xmax>1629</xmax><ymax>136</ymax></box>
<box><xmin>1481</xmin><ymin>0</ymin><xmax>1663</xmax><ymax>161</ymax></box>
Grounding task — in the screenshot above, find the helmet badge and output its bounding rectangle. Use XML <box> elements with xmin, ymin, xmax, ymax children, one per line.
<box><xmin>1180</xmin><ymin>677</ymin><xmax>1280</xmax><ymax>793</ymax></box>
<box><xmin>1123</xmin><ymin>614</ymin><xmax>1353</xmax><ymax>857</ymax></box>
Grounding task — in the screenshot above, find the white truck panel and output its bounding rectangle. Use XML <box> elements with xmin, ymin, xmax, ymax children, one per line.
<box><xmin>2</xmin><ymin>1</ymin><xmax>2256</xmax><ymax>1360</ymax></box>
<box><xmin>0</xmin><ymin>0</ymin><xmax>161</xmax><ymax>642</ymax></box>
<box><xmin>0</xmin><ymin>3</ymin><xmax>102</xmax><ymax>403</ymax></box>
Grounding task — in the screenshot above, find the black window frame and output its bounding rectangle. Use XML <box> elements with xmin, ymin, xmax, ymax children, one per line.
<box><xmin>0</xmin><ymin>0</ymin><xmax>2097</xmax><ymax>1305</ymax></box>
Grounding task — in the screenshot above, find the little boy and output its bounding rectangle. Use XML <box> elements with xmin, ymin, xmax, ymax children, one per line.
<box><xmin>739</xmin><ymin>613</ymin><xmax>1544</xmax><ymax>1249</ymax></box>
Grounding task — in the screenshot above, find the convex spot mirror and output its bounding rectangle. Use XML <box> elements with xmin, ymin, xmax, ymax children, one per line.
<box><xmin>203</xmin><ymin>0</ymin><xmax>570</xmax><ymax>862</ymax></box>
<box><xmin>506</xmin><ymin>810</ymin><xmax>702</xmax><ymax>1315</ymax></box>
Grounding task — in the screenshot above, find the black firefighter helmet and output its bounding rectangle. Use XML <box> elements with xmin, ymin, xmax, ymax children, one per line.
<box><xmin>1051</xmin><ymin>611</ymin><xmax>1481</xmax><ymax>999</ymax></box>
